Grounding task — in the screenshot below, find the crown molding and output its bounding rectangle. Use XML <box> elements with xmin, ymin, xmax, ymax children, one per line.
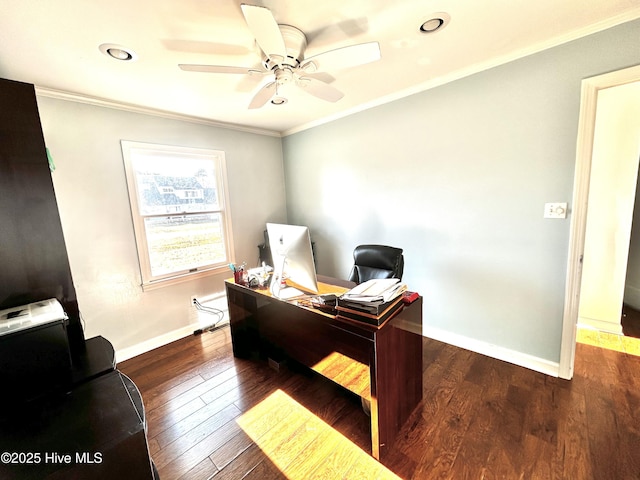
<box><xmin>283</xmin><ymin>9</ymin><xmax>640</xmax><ymax>137</ymax></box>
<box><xmin>34</xmin><ymin>86</ymin><xmax>282</xmax><ymax>138</ymax></box>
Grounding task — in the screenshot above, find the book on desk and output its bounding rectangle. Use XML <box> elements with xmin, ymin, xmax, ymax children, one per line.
<box><xmin>336</xmin><ymin>295</ymin><xmax>404</xmax><ymax>326</ymax></box>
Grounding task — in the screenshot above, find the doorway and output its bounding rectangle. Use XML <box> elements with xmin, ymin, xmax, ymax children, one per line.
<box><xmin>559</xmin><ymin>64</ymin><xmax>640</xmax><ymax>380</ymax></box>
<box><xmin>577</xmin><ymin>80</ymin><xmax>640</xmax><ymax>334</ymax></box>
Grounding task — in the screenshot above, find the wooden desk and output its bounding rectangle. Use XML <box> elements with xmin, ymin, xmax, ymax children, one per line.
<box><xmin>225</xmin><ymin>276</ymin><xmax>423</xmax><ymax>461</ymax></box>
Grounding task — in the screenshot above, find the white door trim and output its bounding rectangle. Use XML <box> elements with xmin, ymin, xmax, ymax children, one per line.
<box><xmin>559</xmin><ymin>64</ymin><xmax>640</xmax><ymax>379</ymax></box>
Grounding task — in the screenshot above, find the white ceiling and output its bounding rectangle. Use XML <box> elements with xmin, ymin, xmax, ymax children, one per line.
<box><xmin>1</xmin><ymin>0</ymin><xmax>639</xmax><ymax>136</ymax></box>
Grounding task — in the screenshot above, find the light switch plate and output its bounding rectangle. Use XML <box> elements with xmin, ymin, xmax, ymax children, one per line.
<box><xmin>544</xmin><ymin>202</ymin><xmax>568</xmax><ymax>219</ymax></box>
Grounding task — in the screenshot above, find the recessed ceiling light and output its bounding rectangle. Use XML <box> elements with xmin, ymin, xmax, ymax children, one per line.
<box><xmin>99</xmin><ymin>43</ymin><xmax>138</xmax><ymax>61</ymax></box>
<box><xmin>419</xmin><ymin>12</ymin><xmax>450</xmax><ymax>34</ymax></box>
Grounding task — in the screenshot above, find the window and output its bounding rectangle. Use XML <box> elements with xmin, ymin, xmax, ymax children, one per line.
<box><xmin>121</xmin><ymin>141</ymin><xmax>234</xmax><ymax>289</ymax></box>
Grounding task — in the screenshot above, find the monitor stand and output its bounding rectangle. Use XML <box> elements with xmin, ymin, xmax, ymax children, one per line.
<box><xmin>275</xmin><ymin>286</ymin><xmax>305</xmax><ymax>300</ymax></box>
<box><xmin>270</xmin><ymin>256</ymin><xmax>306</xmax><ymax>300</ymax></box>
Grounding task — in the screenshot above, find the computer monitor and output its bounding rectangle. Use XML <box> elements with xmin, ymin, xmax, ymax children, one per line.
<box><xmin>266</xmin><ymin>223</ymin><xmax>318</xmax><ymax>299</ymax></box>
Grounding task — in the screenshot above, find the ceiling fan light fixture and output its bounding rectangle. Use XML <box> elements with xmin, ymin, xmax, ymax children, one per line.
<box><xmin>99</xmin><ymin>43</ymin><xmax>138</xmax><ymax>61</ymax></box>
<box><xmin>419</xmin><ymin>13</ymin><xmax>450</xmax><ymax>34</ymax></box>
<box><xmin>271</xmin><ymin>97</ymin><xmax>287</xmax><ymax>105</ymax></box>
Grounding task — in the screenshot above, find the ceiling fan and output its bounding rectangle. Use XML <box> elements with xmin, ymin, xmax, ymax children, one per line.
<box><xmin>178</xmin><ymin>4</ymin><xmax>381</xmax><ymax>109</ymax></box>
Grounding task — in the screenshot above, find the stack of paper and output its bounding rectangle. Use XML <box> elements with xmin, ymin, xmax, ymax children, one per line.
<box><xmin>337</xmin><ymin>279</ymin><xmax>407</xmax><ymax>326</ymax></box>
<box><xmin>340</xmin><ymin>278</ymin><xmax>407</xmax><ymax>304</ymax></box>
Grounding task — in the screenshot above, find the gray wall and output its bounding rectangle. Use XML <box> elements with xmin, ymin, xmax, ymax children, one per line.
<box><xmin>282</xmin><ymin>19</ymin><xmax>640</xmax><ymax>365</ymax></box>
<box><xmin>37</xmin><ymin>97</ymin><xmax>286</xmax><ymax>356</ymax></box>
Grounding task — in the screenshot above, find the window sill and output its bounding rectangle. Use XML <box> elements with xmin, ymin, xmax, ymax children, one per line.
<box><xmin>141</xmin><ymin>266</ymin><xmax>229</xmax><ymax>292</ymax></box>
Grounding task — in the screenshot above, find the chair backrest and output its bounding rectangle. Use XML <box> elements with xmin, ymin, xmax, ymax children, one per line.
<box><xmin>348</xmin><ymin>244</ymin><xmax>404</xmax><ymax>284</ymax></box>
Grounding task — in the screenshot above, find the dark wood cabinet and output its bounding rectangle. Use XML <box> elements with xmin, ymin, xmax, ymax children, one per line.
<box><xmin>0</xmin><ymin>77</ymin><xmax>85</xmax><ymax>359</ymax></box>
<box><xmin>0</xmin><ymin>370</ymin><xmax>154</xmax><ymax>480</ymax></box>
<box><xmin>0</xmin><ymin>78</ymin><xmax>155</xmax><ymax>479</ymax></box>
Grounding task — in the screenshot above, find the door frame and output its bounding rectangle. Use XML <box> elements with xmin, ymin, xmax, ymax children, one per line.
<box><xmin>559</xmin><ymin>64</ymin><xmax>640</xmax><ymax>379</ymax></box>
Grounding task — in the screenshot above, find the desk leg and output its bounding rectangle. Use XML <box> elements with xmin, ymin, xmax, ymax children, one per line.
<box><xmin>226</xmin><ymin>284</ymin><xmax>258</xmax><ymax>358</ymax></box>
<box><xmin>370</xmin><ymin>300</ymin><xmax>423</xmax><ymax>461</ymax></box>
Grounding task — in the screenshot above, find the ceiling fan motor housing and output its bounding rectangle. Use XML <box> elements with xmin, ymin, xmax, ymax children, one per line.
<box><xmin>262</xmin><ymin>25</ymin><xmax>307</xmax><ymax>71</ymax></box>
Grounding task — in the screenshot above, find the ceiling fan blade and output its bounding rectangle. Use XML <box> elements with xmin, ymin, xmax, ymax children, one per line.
<box><xmin>248</xmin><ymin>81</ymin><xmax>277</xmax><ymax>109</ymax></box>
<box><xmin>301</xmin><ymin>42</ymin><xmax>380</xmax><ymax>72</ymax></box>
<box><xmin>240</xmin><ymin>4</ymin><xmax>286</xmax><ymax>60</ymax></box>
<box><xmin>297</xmin><ymin>76</ymin><xmax>344</xmax><ymax>103</ymax></box>
<box><xmin>179</xmin><ymin>64</ymin><xmax>257</xmax><ymax>75</ymax></box>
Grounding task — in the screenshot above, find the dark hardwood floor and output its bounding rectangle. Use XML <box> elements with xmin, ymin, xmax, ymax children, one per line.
<box><xmin>119</xmin><ymin>325</ymin><xmax>640</xmax><ymax>479</ymax></box>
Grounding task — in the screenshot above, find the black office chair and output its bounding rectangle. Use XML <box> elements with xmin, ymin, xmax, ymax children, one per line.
<box><xmin>348</xmin><ymin>244</ymin><xmax>404</xmax><ymax>284</ymax></box>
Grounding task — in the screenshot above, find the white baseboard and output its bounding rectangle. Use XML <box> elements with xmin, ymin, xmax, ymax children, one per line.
<box><xmin>115</xmin><ymin>323</ymin><xmax>201</xmax><ymax>363</ymax></box>
<box><xmin>422</xmin><ymin>325</ymin><xmax>560</xmax><ymax>377</ymax></box>
<box><xmin>116</xmin><ymin>312</ymin><xmax>560</xmax><ymax>377</ymax></box>
<box><xmin>577</xmin><ymin>316</ymin><xmax>623</xmax><ymax>334</ymax></box>
<box><xmin>116</xmin><ymin>293</ymin><xmax>229</xmax><ymax>363</ymax></box>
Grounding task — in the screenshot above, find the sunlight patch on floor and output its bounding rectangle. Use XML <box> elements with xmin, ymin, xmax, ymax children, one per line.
<box><xmin>236</xmin><ymin>389</ymin><xmax>400</xmax><ymax>479</ymax></box>
<box><xmin>311</xmin><ymin>351</ymin><xmax>371</xmax><ymax>400</ymax></box>
<box><xmin>577</xmin><ymin>326</ymin><xmax>640</xmax><ymax>356</ymax></box>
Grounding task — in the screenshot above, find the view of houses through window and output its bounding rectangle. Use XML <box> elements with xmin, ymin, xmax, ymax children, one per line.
<box><xmin>121</xmin><ymin>141</ymin><xmax>232</xmax><ymax>288</ymax></box>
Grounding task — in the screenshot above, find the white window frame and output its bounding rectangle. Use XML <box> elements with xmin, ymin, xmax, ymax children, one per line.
<box><xmin>121</xmin><ymin>141</ymin><xmax>234</xmax><ymax>290</ymax></box>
